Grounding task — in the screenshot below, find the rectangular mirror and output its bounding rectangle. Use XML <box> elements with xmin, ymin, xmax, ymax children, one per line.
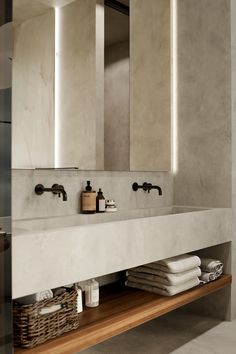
<box><xmin>12</xmin><ymin>0</ymin><xmax>171</xmax><ymax>171</ymax></box>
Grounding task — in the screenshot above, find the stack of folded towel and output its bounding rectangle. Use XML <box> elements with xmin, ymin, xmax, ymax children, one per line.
<box><xmin>199</xmin><ymin>258</ymin><xmax>223</xmax><ymax>283</ymax></box>
<box><xmin>125</xmin><ymin>254</ymin><xmax>201</xmax><ymax>296</ymax></box>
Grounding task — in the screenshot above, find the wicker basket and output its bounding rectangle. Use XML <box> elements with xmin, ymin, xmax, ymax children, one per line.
<box><xmin>13</xmin><ymin>286</ymin><xmax>80</xmax><ymax>349</ymax></box>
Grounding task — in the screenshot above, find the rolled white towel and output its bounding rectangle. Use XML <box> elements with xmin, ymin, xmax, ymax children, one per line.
<box><xmin>200</xmin><ymin>272</ymin><xmax>216</xmax><ymax>283</ymax></box>
<box><xmin>146</xmin><ymin>254</ymin><xmax>201</xmax><ymax>274</ymax></box>
<box><xmin>200</xmin><ymin>258</ymin><xmax>223</xmax><ymax>273</ymax></box>
<box><xmin>126</xmin><ymin>267</ymin><xmax>201</xmax><ymax>286</ymax></box>
<box><xmin>17</xmin><ymin>290</ymin><xmax>53</xmax><ymax>305</ymax></box>
<box><xmin>200</xmin><ymin>268</ymin><xmax>223</xmax><ymax>283</ymax></box>
<box><xmin>215</xmin><ymin>268</ymin><xmax>223</xmax><ymax>278</ymax></box>
<box><xmin>125</xmin><ymin>277</ymin><xmax>200</xmax><ymax>296</ymax></box>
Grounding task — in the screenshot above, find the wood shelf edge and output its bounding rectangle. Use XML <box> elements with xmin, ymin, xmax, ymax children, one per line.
<box><xmin>15</xmin><ymin>274</ymin><xmax>232</xmax><ymax>354</ymax></box>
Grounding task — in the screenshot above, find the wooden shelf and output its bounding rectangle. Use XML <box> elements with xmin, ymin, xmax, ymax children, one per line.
<box><xmin>15</xmin><ymin>274</ymin><xmax>231</xmax><ymax>354</ymax></box>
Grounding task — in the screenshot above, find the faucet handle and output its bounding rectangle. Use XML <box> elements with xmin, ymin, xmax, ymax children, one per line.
<box><xmin>143</xmin><ymin>182</ymin><xmax>152</xmax><ymax>192</ymax></box>
<box><xmin>52</xmin><ymin>184</ymin><xmax>61</xmax><ymax>197</ymax></box>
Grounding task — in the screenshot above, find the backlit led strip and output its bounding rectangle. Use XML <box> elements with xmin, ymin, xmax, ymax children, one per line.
<box><xmin>55</xmin><ymin>7</ymin><xmax>60</xmax><ymax>168</ymax></box>
<box><xmin>171</xmin><ymin>0</ymin><xmax>178</xmax><ymax>174</ymax></box>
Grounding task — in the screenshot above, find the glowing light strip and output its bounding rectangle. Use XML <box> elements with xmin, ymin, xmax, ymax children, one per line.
<box><xmin>55</xmin><ymin>7</ymin><xmax>60</xmax><ymax>168</ymax></box>
<box><xmin>171</xmin><ymin>0</ymin><xmax>178</xmax><ymax>174</ymax></box>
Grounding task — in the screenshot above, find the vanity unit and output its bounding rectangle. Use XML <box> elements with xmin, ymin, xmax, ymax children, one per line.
<box><xmin>13</xmin><ymin>206</ymin><xmax>232</xmax><ymax>353</ymax></box>
<box><xmin>13</xmin><ymin>207</ymin><xmax>232</xmax><ymax>299</ymax></box>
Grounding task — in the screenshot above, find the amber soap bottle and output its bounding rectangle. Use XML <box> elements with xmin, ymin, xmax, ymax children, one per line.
<box><xmin>81</xmin><ymin>181</ymin><xmax>96</xmax><ymax>214</ymax></box>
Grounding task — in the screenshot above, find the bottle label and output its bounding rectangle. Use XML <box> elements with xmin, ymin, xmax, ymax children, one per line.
<box><xmin>82</xmin><ymin>192</ymin><xmax>96</xmax><ymax>211</ymax></box>
<box><xmin>85</xmin><ymin>285</ymin><xmax>99</xmax><ymax>306</ymax></box>
<box><xmin>92</xmin><ymin>288</ymin><xmax>99</xmax><ymax>303</ymax></box>
<box><xmin>85</xmin><ymin>287</ymin><xmax>91</xmax><ymax>304</ymax></box>
<box><xmin>99</xmin><ymin>199</ymin><xmax>106</xmax><ymax>212</ymax></box>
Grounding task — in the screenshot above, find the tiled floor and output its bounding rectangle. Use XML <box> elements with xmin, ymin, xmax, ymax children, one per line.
<box><xmin>81</xmin><ymin>310</ymin><xmax>236</xmax><ymax>354</ymax></box>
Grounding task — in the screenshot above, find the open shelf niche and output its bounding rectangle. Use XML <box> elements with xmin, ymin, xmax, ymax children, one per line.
<box><xmin>15</xmin><ymin>274</ymin><xmax>232</xmax><ymax>354</ymax></box>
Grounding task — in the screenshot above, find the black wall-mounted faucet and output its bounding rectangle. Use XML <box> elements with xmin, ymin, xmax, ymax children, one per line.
<box><xmin>132</xmin><ymin>182</ymin><xmax>162</xmax><ymax>195</ymax></box>
<box><xmin>35</xmin><ymin>184</ymin><xmax>68</xmax><ymax>201</ymax></box>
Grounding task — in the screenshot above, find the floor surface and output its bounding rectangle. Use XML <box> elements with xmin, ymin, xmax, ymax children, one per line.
<box><xmin>81</xmin><ymin>310</ymin><xmax>236</xmax><ymax>354</ymax></box>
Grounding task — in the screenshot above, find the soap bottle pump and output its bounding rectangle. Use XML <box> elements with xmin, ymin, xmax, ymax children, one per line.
<box><xmin>96</xmin><ymin>188</ymin><xmax>106</xmax><ymax>213</ymax></box>
<box><xmin>81</xmin><ymin>181</ymin><xmax>96</xmax><ymax>214</ymax></box>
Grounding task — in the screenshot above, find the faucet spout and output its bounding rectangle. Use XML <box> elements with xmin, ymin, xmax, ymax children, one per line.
<box><xmin>152</xmin><ymin>185</ymin><xmax>162</xmax><ymax>195</ymax></box>
<box><xmin>61</xmin><ymin>188</ymin><xmax>68</xmax><ymax>201</ymax></box>
<box><xmin>52</xmin><ymin>184</ymin><xmax>68</xmax><ymax>201</ymax></box>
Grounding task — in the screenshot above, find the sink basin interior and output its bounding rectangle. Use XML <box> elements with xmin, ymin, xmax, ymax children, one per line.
<box><xmin>13</xmin><ymin>206</ymin><xmax>209</xmax><ymax>233</ymax></box>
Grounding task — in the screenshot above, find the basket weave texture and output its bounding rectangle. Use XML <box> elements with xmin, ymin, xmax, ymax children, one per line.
<box><xmin>13</xmin><ymin>287</ymin><xmax>80</xmax><ymax>348</ymax></box>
